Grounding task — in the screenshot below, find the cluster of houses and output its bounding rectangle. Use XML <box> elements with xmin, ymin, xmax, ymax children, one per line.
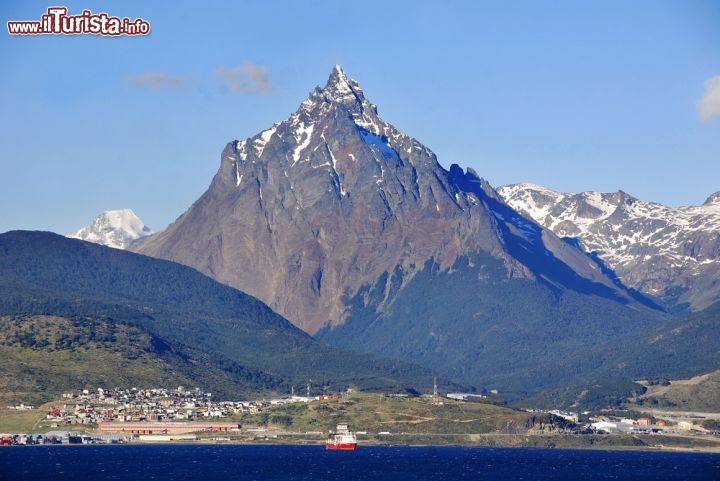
<box><xmin>44</xmin><ymin>386</ymin><xmax>325</xmax><ymax>427</ymax></box>
<box><xmin>1</xmin><ymin>386</ymin><xmax>334</xmax><ymax>445</ymax></box>
<box><xmin>3</xmin><ymin>385</ymin><xmax>713</xmax><ymax>446</ymax></box>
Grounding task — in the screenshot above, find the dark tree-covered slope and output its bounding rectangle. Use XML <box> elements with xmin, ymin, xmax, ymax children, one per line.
<box><xmin>0</xmin><ymin>231</ymin><xmax>446</xmax><ymax>397</ymax></box>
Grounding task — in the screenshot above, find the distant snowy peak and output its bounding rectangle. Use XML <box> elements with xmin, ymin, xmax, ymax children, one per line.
<box><xmin>497</xmin><ymin>183</ymin><xmax>720</xmax><ymax>310</ymax></box>
<box><xmin>69</xmin><ymin>209</ymin><xmax>151</xmax><ymax>250</ymax></box>
<box><xmin>498</xmin><ymin>183</ymin><xmax>720</xmax><ymax>239</ymax></box>
<box><xmin>496</xmin><ymin>183</ymin><xmax>637</xmax><ymax>231</ymax></box>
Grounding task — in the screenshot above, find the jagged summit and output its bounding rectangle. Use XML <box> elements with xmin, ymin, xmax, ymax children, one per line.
<box><xmin>299</xmin><ymin>66</ymin><xmax>362</xmax><ymax>107</ymax></box>
<box><xmin>135</xmin><ymin>67</ymin><xmax>638</xmax><ymax>334</ymax></box>
<box><xmin>69</xmin><ymin>209</ymin><xmax>151</xmax><ymax>250</ymax></box>
<box><xmin>222</xmin><ymin>66</ymin><xmax>426</xmax><ymax>197</ymax></box>
<box><xmin>330</xmin><ymin>64</ymin><xmax>346</xmax><ymax>80</ymax></box>
<box><xmin>321</xmin><ymin>64</ymin><xmax>365</xmax><ymax>104</ymax></box>
<box><xmin>130</xmin><ymin>66</ymin><xmax>673</xmax><ymax>393</ymax></box>
<box><xmin>299</xmin><ymin>65</ymin><xmax>379</xmax><ymax>131</ymax></box>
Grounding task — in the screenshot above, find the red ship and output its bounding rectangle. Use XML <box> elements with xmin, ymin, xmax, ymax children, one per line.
<box><xmin>325</xmin><ymin>424</ymin><xmax>357</xmax><ymax>450</ymax></box>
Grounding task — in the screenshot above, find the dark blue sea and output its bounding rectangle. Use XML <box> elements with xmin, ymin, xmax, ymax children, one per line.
<box><xmin>1</xmin><ymin>444</ymin><xmax>719</xmax><ymax>480</ymax></box>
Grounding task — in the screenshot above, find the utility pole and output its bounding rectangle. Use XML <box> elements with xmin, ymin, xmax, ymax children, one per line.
<box><xmin>432</xmin><ymin>376</ymin><xmax>440</xmax><ymax>405</ymax></box>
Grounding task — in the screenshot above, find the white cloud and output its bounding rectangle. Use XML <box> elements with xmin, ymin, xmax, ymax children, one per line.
<box><xmin>697</xmin><ymin>75</ymin><xmax>720</xmax><ymax>121</ymax></box>
<box><xmin>214</xmin><ymin>62</ymin><xmax>274</xmax><ymax>95</ymax></box>
<box><xmin>126</xmin><ymin>71</ymin><xmax>185</xmax><ymax>89</ymax></box>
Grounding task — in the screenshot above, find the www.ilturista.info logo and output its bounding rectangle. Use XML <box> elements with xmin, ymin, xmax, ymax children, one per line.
<box><xmin>7</xmin><ymin>7</ymin><xmax>150</xmax><ymax>36</ymax></box>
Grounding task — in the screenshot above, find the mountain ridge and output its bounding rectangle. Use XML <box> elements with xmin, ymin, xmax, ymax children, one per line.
<box><xmin>133</xmin><ymin>66</ymin><xmax>641</xmax><ymax>334</ymax></box>
<box><xmin>126</xmin><ymin>66</ymin><xmax>699</xmax><ymax>396</ymax></box>
<box><xmin>497</xmin><ymin>183</ymin><xmax>720</xmax><ymax>311</ymax></box>
<box><xmin>0</xmin><ymin>230</ymin><xmax>446</xmax><ymax>396</ymax></box>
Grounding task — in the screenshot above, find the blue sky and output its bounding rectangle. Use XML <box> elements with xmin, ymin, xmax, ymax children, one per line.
<box><xmin>1</xmin><ymin>0</ymin><xmax>719</xmax><ymax>235</ymax></box>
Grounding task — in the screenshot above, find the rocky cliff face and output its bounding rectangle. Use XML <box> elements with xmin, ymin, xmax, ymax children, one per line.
<box><xmin>133</xmin><ymin>67</ymin><xmax>634</xmax><ymax>334</ymax></box>
<box><xmin>498</xmin><ymin>183</ymin><xmax>720</xmax><ymax>311</ymax></box>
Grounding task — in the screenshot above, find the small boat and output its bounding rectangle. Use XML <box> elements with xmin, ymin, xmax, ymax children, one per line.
<box><xmin>325</xmin><ymin>423</ymin><xmax>357</xmax><ymax>450</ymax></box>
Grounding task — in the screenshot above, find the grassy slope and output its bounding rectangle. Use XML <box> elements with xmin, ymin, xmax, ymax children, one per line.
<box><xmin>0</xmin><ymin>405</ymin><xmax>52</xmax><ymax>433</ymax></box>
<box><xmin>634</xmin><ymin>370</ymin><xmax>720</xmax><ymax>412</ymax></box>
<box><xmin>236</xmin><ymin>394</ymin><xmax>720</xmax><ymax>451</ymax></box>
<box><xmin>239</xmin><ymin>392</ymin><xmax>557</xmax><ymax>435</ymax></box>
<box><xmin>0</xmin><ymin>314</ymin><xmax>287</xmax><ymax>405</ymax></box>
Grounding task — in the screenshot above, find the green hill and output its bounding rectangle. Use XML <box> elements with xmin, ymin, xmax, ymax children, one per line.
<box><xmin>637</xmin><ymin>300</ymin><xmax>720</xmax><ymax>379</ymax></box>
<box><xmin>633</xmin><ymin>370</ymin><xmax>720</xmax><ymax>413</ymax></box>
<box><xmin>319</xmin><ymin>256</ymin><xmax>668</xmax><ymax>395</ymax></box>
<box><xmin>629</xmin><ymin>302</ymin><xmax>720</xmax><ymax>412</ymax></box>
<box><xmin>238</xmin><ymin>392</ymin><xmax>572</xmax><ymax>440</ymax></box>
<box><xmin>0</xmin><ymin>231</ymin><xmax>451</xmax><ymax>403</ymax></box>
<box><xmin>0</xmin><ymin>314</ymin><xmax>283</xmax><ymax>405</ymax></box>
<box><xmin>318</xmin><ymin>256</ymin><xmax>720</xmax><ymax>407</ymax></box>
<box><xmin>505</xmin><ymin>301</ymin><xmax>720</xmax><ymax>410</ymax></box>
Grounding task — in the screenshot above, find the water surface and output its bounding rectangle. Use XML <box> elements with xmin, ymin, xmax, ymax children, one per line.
<box><xmin>1</xmin><ymin>444</ymin><xmax>719</xmax><ymax>480</ymax></box>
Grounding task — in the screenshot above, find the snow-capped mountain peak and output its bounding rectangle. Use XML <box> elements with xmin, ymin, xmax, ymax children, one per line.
<box><xmin>69</xmin><ymin>209</ymin><xmax>152</xmax><ymax>249</ymax></box>
<box><xmin>301</xmin><ymin>65</ymin><xmax>367</xmax><ymax>110</ymax></box>
<box><xmin>323</xmin><ymin>64</ymin><xmax>362</xmax><ymax>103</ymax></box>
<box><xmin>225</xmin><ymin>66</ymin><xmax>425</xmax><ymax>199</ymax></box>
<box><xmin>301</xmin><ymin>65</ymin><xmax>381</xmax><ymax>130</ymax></box>
<box><xmin>134</xmin><ymin>66</ymin><xmax>637</xmax><ymax>335</ymax></box>
<box><xmin>498</xmin><ymin>183</ymin><xmax>720</xmax><ymax>310</ymax></box>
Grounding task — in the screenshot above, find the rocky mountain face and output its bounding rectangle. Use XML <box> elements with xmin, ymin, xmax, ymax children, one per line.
<box><xmin>133</xmin><ymin>66</ymin><xmax>630</xmax><ymax>334</ymax></box>
<box><xmin>497</xmin><ymin>184</ymin><xmax>720</xmax><ymax>312</ymax></box>
<box><xmin>69</xmin><ymin>209</ymin><xmax>151</xmax><ymax>249</ymax></box>
<box><xmin>126</xmin><ymin>67</ymin><xmax>693</xmax><ymax>394</ymax></box>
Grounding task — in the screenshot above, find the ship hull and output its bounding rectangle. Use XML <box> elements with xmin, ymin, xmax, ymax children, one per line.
<box><xmin>325</xmin><ymin>442</ymin><xmax>357</xmax><ymax>450</ymax></box>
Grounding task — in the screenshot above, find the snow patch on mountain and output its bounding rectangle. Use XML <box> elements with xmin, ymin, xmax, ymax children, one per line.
<box><xmin>498</xmin><ymin>183</ymin><xmax>720</xmax><ymax>308</ymax></box>
<box><xmin>292</xmin><ymin>122</ymin><xmax>314</xmax><ymax>164</ymax></box>
<box><xmin>229</xmin><ymin>65</ymin><xmax>411</xmax><ymax>199</ymax></box>
<box><xmin>69</xmin><ymin>209</ymin><xmax>152</xmax><ymax>249</ymax></box>
<box><xmin>253</xmin><ymin>125</ymin><xmax>277</xmax><ymax>157</ymax></box>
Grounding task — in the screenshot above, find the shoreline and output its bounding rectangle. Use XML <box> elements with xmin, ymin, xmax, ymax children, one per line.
<box><xmin>6</xmin><ymin>439</ymin><xmax>720</xmax><ymax>455</ymax></box>
<box><xmin>6</xmin><ymin>432</ymin><xmax>719</xmax><ymax>453</ymax></box>
<box><xmin>4</xmin><ymin>392</ymin><xmax>719</xmax><ymax>454</ymax></box>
